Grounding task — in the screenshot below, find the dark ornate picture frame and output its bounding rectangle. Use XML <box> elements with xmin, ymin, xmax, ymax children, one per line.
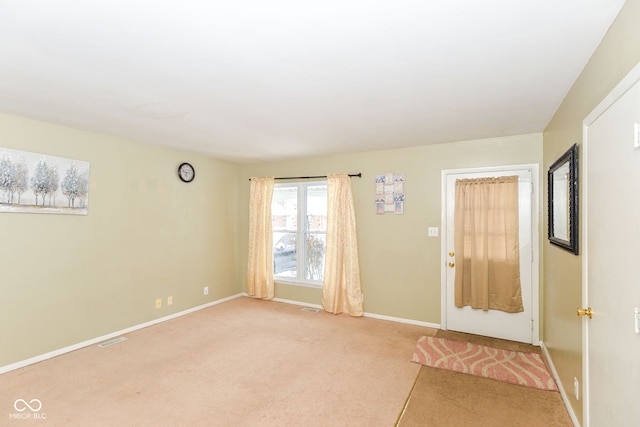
<box><xmin>548</xmin><ymin>143</ymin><xmax>578</xmax><ymax>254</ymax></box>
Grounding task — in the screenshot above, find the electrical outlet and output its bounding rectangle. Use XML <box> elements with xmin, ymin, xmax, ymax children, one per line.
<box><xmin>204</xmin><ymin>286</ymin><xmax>209</xmax><ymax>296</ymax></box>
<box><xmin>167</xmin><ymin>296</ymin><xmax>173</xmax><ymax>306</ymax></box>
<box><xmin>155</xmin><ymin>298</ymin><xmax>162</xmax><ymax>309</ymax></box>
<box><xmin>574</xmin><ymin>377</ymin><xmax>579</xmax><ymax>400</ymax></box>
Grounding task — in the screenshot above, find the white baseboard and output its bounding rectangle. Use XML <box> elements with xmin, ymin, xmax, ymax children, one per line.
<box><xmin>363</xmin><ymin>311</ymin><xmax>440</xmax><ymax>328</ymax></box>
<box><xmin>3</xmin><ymin>293</ymin><xmax>438</xmax><ymax>375</ymax></box>
<box><xmin>540</xmin><ymin>342</ymin><xmax>581</xmax><ymax>427</ymax></box>
<box><xmin>272</xmin><ymin>296</ymin><xmax>323</xmax><ymax>310</ymax></box>
<box><xmin>0</xmin><ymin>293</ymin><xmax>244</xmax><ymax>375</ymax></box>
<box><xmin>270</xmin><ymin>294</ymin><xmax>440</xmax><ymax>329</ymax></box>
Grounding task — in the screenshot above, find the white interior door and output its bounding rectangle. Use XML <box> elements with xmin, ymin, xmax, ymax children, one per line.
<box><xmin>442</xmin><ymin>166</ymin><xmax>538</xmax><ymax>344</ymax></box>
<box><xmin>583</xmin><ymin>65</ymin><xmax>640</xmax><ymax>426</ymax></box>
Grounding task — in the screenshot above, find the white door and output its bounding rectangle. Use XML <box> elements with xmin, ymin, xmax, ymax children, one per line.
<box><xmin>443</xmin><ymin>166</ymin><xmax>538</xmax><ymax>344</ymax></box>
<box><xmin>582</xmin><ymin>65</ymin><xmax>640</xmax><ymax>426</ymax></box>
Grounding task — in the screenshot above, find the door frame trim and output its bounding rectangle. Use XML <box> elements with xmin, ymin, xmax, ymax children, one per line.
<box><xmin>440</xmin><ymin>164</ymin><xmax>541</xmax><ymax>344</ymax></box>
<box><xmin>581</xmin><ymin>60</ymin><xmax>640</xmax><ymax>427</ymax></box>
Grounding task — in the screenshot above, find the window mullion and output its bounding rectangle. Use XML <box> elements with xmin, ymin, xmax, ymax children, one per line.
<box><xmin>298</xmin><ymin>182</ymin><xmax>307</xmax><ymax>281</ymax></box>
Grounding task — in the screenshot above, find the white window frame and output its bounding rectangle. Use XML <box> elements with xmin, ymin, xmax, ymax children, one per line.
<box><xmin>272</xmin><ymin>180</ymin><xmax>327</xmax><ymax>288</ymax></box>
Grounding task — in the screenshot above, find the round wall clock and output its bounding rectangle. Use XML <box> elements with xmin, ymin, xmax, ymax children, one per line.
<box><xmin>178</xmin><ymin>162</ymin><xmax>195</xmax><ymax>183</ymax></box>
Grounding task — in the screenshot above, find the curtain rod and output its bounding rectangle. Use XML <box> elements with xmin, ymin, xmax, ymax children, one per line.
<box><xmin>250</xmin><ymin>173</ymin><xmax>362</xmax><ymax>181</ymax></box>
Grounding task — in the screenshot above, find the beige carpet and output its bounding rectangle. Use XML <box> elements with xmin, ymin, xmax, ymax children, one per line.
<box><xmin>2</xmin><ymin>298</ymin><xmax>572</xmax><ymax>426</ymax></box>
<box><xmin>1</xmin><ymin>297</ymin><xmax>432</xmax><ymax>426</ymax></box>
<box><xmin>397</xmin><ymin>367</ymin><xmax>573</xmax><ymax>427</ymax></box>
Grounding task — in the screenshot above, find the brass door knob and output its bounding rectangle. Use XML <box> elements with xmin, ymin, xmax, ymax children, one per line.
<box><xmin>448</xmin><ymin>252</ymin><xmax>455</xmax><ymax>257</ymax></box>
<box><xmin>448</xmin><ymin>262</ymin><xmax>455</xmax><ymax>268</ymax></box>
<box><xmin>577</xmin><ymin>307</ymin><xmax>593</xmax><ymax>319</ymax></box>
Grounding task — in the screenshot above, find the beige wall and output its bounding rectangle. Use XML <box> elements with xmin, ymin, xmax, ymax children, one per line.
<box><xmin>1</xmin><ymin>115</ymin><xmax>542</xmax><ymax>370</ymax></box>
<box><xmin>241</xmin><ymin>133</ymin><xmax>543</xmax><ymax>323</ymax></box>
<box><xmin>0</xmin><ymin>113</ymin><xmax>243</xmax><ymax>367</ymax></box>
<box><xmin>543</xmin><ymin>0</ymin><xmax>640</xmax><ymax>423</ymax></box>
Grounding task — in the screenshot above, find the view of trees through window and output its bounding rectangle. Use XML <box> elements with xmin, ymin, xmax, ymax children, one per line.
<box><xmin>272</xmin><ymin>181</ymin><xmax>327</xmax><ymax>284</ymax></box>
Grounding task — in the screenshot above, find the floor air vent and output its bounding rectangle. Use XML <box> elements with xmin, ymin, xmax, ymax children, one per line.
<box><xmin>98</xmin><ymin>337</ymin><xmax>128</xmax><ymax>348</ymax></box>
<box><xmin>300</xmin><ymin>307</ymin><xmax>321</xmax><ymax>313</ymax></box>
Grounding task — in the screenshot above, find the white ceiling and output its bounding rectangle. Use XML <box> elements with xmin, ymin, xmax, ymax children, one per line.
<box><xmin>0</xmin><ymin>1</ymin><xmax>626</xmax><ymax>164</ymax></box>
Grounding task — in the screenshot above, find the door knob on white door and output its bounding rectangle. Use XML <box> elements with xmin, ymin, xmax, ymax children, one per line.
<box><xmin>577</xmin><ymin>307</ymin><xmax>593</xmax><ymax>319</ymax></box>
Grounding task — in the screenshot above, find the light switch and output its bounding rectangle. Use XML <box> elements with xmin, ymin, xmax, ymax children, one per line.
<box><xmin>635</xmin><ymin>307</ymin><xmax>640</xmax><ymax>334</ymax></box>
<box><xmin>428</xmin><ymin>227</ymin><xmax>439</xmax><ymax>237</ymax></box>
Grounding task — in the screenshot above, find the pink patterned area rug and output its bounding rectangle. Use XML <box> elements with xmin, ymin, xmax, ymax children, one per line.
<box><xmin>411</xmin><ymin>336</ymin><xmax>558</xmax><ymax>391</ymax></box>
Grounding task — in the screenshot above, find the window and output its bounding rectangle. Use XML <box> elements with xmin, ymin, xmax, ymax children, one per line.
<box><xmin>272</xmin><ymin>181</ymin><xmax>327</xmax><ymax>286</ymax></box>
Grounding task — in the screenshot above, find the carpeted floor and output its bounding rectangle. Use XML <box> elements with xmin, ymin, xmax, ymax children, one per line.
<box><xmin>397</xmin><ymin>366</ymin><xmax>573</xmax><ymax>427</ymax></box>
<box><xmin>1</xmin><ymin>297</ymin><xmax>572</xmax><ymax>426</ymax></box>
<box><xmin>1</xmin><ymin>297</ymin><xmax>431</xmax><ymax>426</ymax></box>
<box><xmin>396</xmin><ymin>330</ymin><xmax>573</xmax><ymax>427</ymax></box>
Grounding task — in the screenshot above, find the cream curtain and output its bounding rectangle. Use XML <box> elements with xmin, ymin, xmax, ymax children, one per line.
<box><xmin>454</xmin><ymin>176</ymin><xmax>523</xmax><ymax>313</ymax></box>
<box><xmin>246</xmin><ymin>177</ymin><xmax>275</xmax><ymax>300</ymax></box>
<box><xmin>322</xmin><ymin>173</ymin><xmax>363</xmax><ymax>316</ymax></box>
